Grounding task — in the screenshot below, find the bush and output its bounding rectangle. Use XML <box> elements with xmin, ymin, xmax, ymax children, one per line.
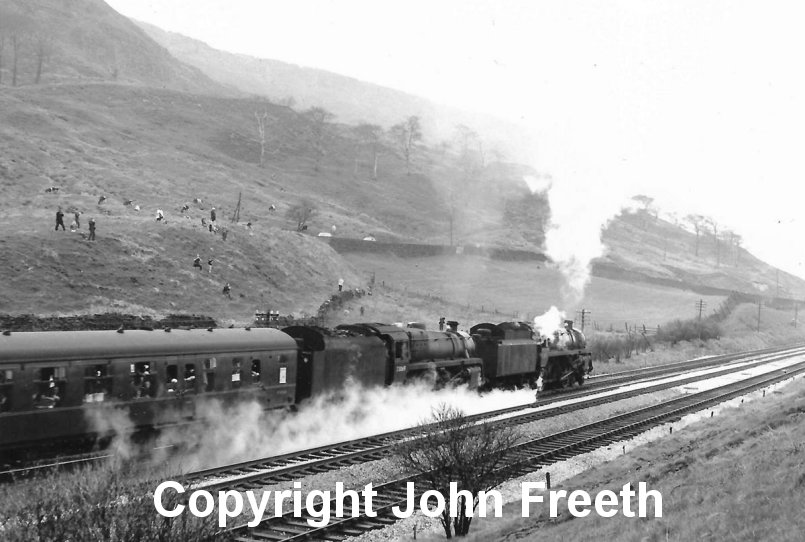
<box><xmin>655</xmin><ymin>318</ymin><xmax>721</xmax><ymax>345</ymax></box>
<box><xmin>0</xmin><ymin>463</ymin><xmax>221</xmax><ymax>542</ymax></box>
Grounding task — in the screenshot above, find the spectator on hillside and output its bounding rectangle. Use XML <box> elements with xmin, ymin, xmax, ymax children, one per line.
<box><xmin>98</xmin><ymin>195</ymin><xmax>107</xmax><ymax>205</ymax></box>
<box><xmin>223</xmin><ymin>282</ymin><xmax>231</xmax><ymax>299</ymax></box>
<box><xmin>74</xmin><ymin>211</ymin><xmax>81</xmax><ymax>228</ymax></box>
<box><xmin>88</xmin><ymin>218</ymin><xmax>96</xmax><ymax>241</ymax></box>
<box><xmin>210</xmin><ymin>207</ymin><xmax>217</xmax><ymax>223</ymax></box>
<box><xmin>208</xmin><ymin>258</ymin><xmax>214</xmax><ymax>274</ymax></box>
<box><xmin>338</xmin><ymin>278</ymin><xmax>344</xmax><ymax>292</ymax></box>
<box><xmin>222</xmin><ymin>228</ymin><xmax>228</xmax><ymax>241</ymax></box>
<box><xmin>193</xmin><ymin>255</ymin><xmax>202</xmax><ymax>270</ymax></box>
<box><xmin>55</xmin><ymin>208</ymin><xmax>65</xmax><ymax>231</ymax></box>
<box><xmin>181</xmin><ymin>203</ymin><xmax>190</xmax><ymax>213</ymax></box>
<box><xmin>70</xmin><ymin>220</ymin><xmax>77</xmax><ymax>232</ymax></box>
<box><xmin>156</xmin><ymin>209</ymin><xmax>164</xmax><ymax>222</ymax></box>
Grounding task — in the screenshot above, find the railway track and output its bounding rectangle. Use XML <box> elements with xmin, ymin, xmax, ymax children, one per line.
<box><xmin>224</xmin><ymin>357</ymin><xmax>805</xmax><ymax>541</ymax></box>
<box><xmin>3</xmin><ymin>344</ymin><xmax>803</xmax><ymax>483</ymax></box>
<box><xmin>186</xmin><ymin>345</ymin><xmax>805</xmax><ymax>492</ymax></box>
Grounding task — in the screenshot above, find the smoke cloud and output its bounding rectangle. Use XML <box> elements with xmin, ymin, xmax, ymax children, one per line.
<box><xmin>532</xmin><ymin>306</ymin><xmax>566</xmax><ymax>339</ymax></box>
<box><xmin>145</xmin><ymin>382</ymin><xmax>535</xmax><ymax>473</ymax></box>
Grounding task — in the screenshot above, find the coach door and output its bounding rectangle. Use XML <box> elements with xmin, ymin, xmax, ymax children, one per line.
<box><xmin>295</xmin><ymin>344</ymin><xmax>314</xmax><ymax>403</ymax></box>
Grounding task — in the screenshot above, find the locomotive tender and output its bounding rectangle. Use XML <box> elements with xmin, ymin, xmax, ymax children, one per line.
<box><xmin>0</xmin><ymin>320</ymin><xmax>590</xmax><ymax>459</ymax></box>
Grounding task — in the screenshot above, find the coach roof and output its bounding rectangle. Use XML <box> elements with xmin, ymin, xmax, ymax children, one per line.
<box><xmin>0</xmin><ymin>327</ymin><xmax>297</xmax><ymax>363</ymax></box>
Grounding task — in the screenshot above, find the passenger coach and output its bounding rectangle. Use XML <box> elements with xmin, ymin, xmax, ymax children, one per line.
<box><xmin>0</xmin><ymin>327</ymin><xmax>297</xmax><ymax>457</ymax></box>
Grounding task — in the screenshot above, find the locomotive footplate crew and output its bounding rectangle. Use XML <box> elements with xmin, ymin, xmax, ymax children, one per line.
<box><xmin>0</xmin><ymin>319</ymin><xmax>590</xmax><ymax>458</ymax></box>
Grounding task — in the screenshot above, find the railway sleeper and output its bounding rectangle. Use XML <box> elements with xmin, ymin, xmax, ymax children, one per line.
<box><xmin>239</xmin><ymin>531</ymin><xmax>285</xmax><ymax>541</ymax></box>
<box><xmin>273</xmin><ymin>519</ymin><xmax>311</xmax><ymax>531</ymax></box>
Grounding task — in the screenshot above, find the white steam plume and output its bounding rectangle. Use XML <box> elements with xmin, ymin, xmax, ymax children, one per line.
<box><xmin>532</xmin><ymin>306</ymin><xmax>566</xmax><ymax>339</ymax></box>
<box><xmin>152</xmin><ymin>382</ymin><xmax>535</xmax><ymax>473</ymax></box>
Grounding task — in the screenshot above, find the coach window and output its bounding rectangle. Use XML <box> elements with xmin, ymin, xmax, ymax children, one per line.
<box><xmin>33</xmin><ymin>367</ymin><xmax>66</xmax><ymax>409</ymax></box>
<box><xmin>0</xmin><ymin>369</ymin><xmax>12</xmax><ymax>412</ymax></box>
<box><xmin>231</xmin><ymin>358</ymin><xmax>243</xmax><ymax>389</ymax></box>
<box><xmin>183</xmin><ymin>364</ymin><xmax>197</xmax><ymax>393</ymax></box>
<box><xmin>251</xmin><ymin>360</ymin><xmax>262</xmax><ymax>384</ymax></box>
<box><xmin>84</xmin><ymin>365</ymin><xmax>112</xmax><ymax>403</ymax></box>
<box><xmin>166</xmin><ymin>364</ymin><xmax>179</xmax><ymax>394</ymax></box>
<box><xmin>203</xmin><ymin>357</ymin><xmax>217</xmax><ymax>392</ymax></box>
<box><xmin>130</xmin><ymin>362</ymin><xmax>156</xmax><ymax>398</ymax></box>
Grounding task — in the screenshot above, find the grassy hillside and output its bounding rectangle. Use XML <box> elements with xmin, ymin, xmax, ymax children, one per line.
<box><xmin>339</xmin><ymin>252</ymin><xmax>727</xmax><ymax>331</ymax></box>
<box><xmin>602</xmin><ymin>211</ymin><xmax>805</xmax><ymax>299</ymax></box>
<box><xmin>134</xmin><ymin>20</ymin><xmax>532</xmax><ymax>159</ymax></box>
<box><xmin>0</xmin><ymin>79</ymin><xmax>534</xmax><ymax>321</ymax></box>
<box><xmin>0</xmin><ymin>0</ymin><xmax>224</xmax><ymax>93</ymax></box>
<box><xmin>1</xmin><ymin>0</ymin><xmax>802</xmax><ymax>325</ymax></box>
<box><xmin>463</xmin><ymin>373</ymin><xmax>805</xmax><ymax>542</ymax></box>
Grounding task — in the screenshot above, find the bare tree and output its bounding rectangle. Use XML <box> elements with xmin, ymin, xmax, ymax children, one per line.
<box><xmin>631</xmin><ymin>194</ymin><xmax>656</xmax><ymax>216</ymax></box>
<box><xmin>255</xmin><ymin>109</ymin><xmax>268</xmax><ymax>167</ymax></box>
<box><xmin>0</xmin><ymin>35</ymin><xmax>5</xmax><ymax>85</ymax></box>
<box><xmin>390</xmin><ymin>115</ymin><xmax>423</xmax><ymax>175</ymax></box>
<box><xmin>10</xmin><ymin>32</ymin><xmax>21</xmax><ymax>86</ymax></box>
<box><xmin>34</xmin><ymin>34</ymin><xmax>51</xmax><ymax>84</ymax></box>
<box><xmin>0</xmin><ymin>8</ymin><xmax>32</xmax><ymax>86</ymax></box>
<box><xmin>706</xmin><ymin>217</ymin><xmax>720</xmax><ymax>266</ymax></box>
<box><xmin>685</xmin><ymin>214</ymin><xmax>706</xmax><ymax>257</ymax></box>
<box><xmin>302</xmin><ymin>106</ymin><xmax>335</xmax><ymax>173</ymax></box>
<box><xmin>730</xmin><ymin>231</ymin><xmax>743</xmax><ymax>266</ymax></box>
<box><xmin>286</xmin><ymin>199</ymin><xmax>316</xmax><ymax>232</ymax></box>
<box><xmin>354</xmin><ymin>123</ymin><xmax>383</xmax><ymax>180</ymax></box>
<box><xmin>395</xmin><ymin>404</ymin><xmax>520</xmax><ymax>539</ymax></box>
<box><xmin>453</xmin><ymin>124</ymin><xmax>482</xmax><ymax>179</ymax></box>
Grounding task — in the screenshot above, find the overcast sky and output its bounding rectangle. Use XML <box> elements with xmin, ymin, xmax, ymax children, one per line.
<box><xmin>105</xmin><ymin>0</ymin><xmax>805</xmax><ymax>280</ymax></box>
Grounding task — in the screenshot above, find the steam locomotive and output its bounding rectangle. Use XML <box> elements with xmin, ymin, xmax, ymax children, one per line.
<box><xmin>0</xmin><ymin>320</ymin><xmax>591</xmax><ymax>459</ymax></box>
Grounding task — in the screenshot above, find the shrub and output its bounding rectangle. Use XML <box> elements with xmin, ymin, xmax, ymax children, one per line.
<box><xmin>0</xmin><ymin>463</ymin><xmax>221</xmax><ymax>542</ymax></box>
<box><xmin>655</xmin><ymin>318</ymin><xmax>721</xmax><ymax>345</ymax></box>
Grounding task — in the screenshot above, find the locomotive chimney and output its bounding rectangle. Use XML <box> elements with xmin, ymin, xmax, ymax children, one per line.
<box><xmin>446</xmin><ymin>320</ymin><xmax>459</xmax><ymax>332</ymax></box>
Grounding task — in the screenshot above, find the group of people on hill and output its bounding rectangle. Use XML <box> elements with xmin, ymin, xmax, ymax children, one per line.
<box><xmin>55</xmin><ymin>207</ymin><xmax>95</xmax><ymax>241</ymax></box>
<box><xmin>54</xmin><ymin>196</ymin><xmax>250</xmax><ymax>301</ymax></box>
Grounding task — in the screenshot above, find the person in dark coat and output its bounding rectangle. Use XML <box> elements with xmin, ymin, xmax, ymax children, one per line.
<box><xmin>55</xmin><ymin>209</ymin><xmax>65</xmax><ymax>231</ymax></box>
<box><xmin>223</xmin><ymin>282</ymin><xmax>231</xmax><ymax>299</ymax></box>
<box><xmin>74</xmin><ymin>211</ymin><xmax>81</xmax><ymax>228</ymax></box>
<box><xmin>210</xmin><ymin>207</ymin><xmax>217</xmax><ymax>223</ymax></box>
<box><xmin>88</xmin><ymin>218</ymin><xmax>96</xmax><ymax>241</ymax></box>
<box><xmin>193</xmin><ymin>255</ymin><xmax>202</xmax><ymax>270</ymax></box>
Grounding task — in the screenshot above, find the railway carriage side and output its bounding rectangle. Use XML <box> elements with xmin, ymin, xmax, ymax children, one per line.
<box><xmin>0</xmin><ymin>328</ymin><xmax>298</xmax><ymax>459</ymax></box>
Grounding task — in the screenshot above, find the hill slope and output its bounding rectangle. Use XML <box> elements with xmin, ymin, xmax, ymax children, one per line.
<box><xmin>0</xmin><ymin>0</ymin><xmax>226</xmax><ymax>94</ymax></box>
<box><xmin>133</xmin><ymin>20</ymin><xmax>531</xmax><ymax>159</ymax></box>
<box><xmin>599</xmin><ymin>211</ymin><xmax>805</xmax><ymax>300</ymax></box>
<box><xmin>1</xmin><ymin>3</ymin><xmax>803</xmax><ymax>325</ymax></box>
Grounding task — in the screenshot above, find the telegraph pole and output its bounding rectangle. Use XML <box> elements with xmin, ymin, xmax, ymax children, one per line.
<box><xmin>695</xmin><ymin>299</ymin><xmax>706</xmax><ymax>320</ymax></box>
<box><xmin>576</xmin><ymin>308</ymin><xmax>591</xmax><ymax>332</ymax></box>
<box><xmin>231</xmin><ymin>191</ymin><xmax>242</xmax><ymax>223</ymax></box>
